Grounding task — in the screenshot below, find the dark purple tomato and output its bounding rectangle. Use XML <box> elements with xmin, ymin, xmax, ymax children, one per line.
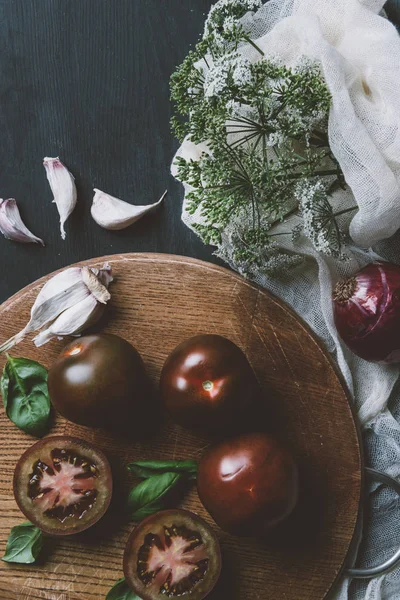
<box><xmin>197</xmin><ymin>432</ymin><xmax>298</xmax><ymax>536</ymax></box>
<box><xmin>13</xmin><ymin>436</ymin><xmax>112</xmax><ymax>536</ymax></box>
<box><xmin>48</xmin><ymin>334</ymin><xmax>148</xmax><ymax>430</ymax></box>
<box><xmin>123</xmin><ymin>509</ymin><xmax>221</xmax><ymax>600</ymax></box>
<box><xmin>160</xmin><ymin>335</ymin><xmax>258</xmax><ymax>432</ymax></box>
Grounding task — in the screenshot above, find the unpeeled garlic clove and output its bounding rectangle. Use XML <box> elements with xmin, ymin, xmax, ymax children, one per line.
<box><xmin>0</xmin><ymin>199</ymin><xmax>44</xmax><ymax>246</ymax></box>
<box><xmin>33</xmin><ymin>293</ymin><xmax>106</xmax><ymax>347</ymax></box>
<box><xmin>0</xmin><ymin>263</ymin><xmax>112</xmax><ymax>352</ymax></box>
<box><xmin>43</xmin><ymin>157</ymin><xmax>77</xmax><ymax>240</ymax></box>
<box><xmin>91</xmin><ymin>188</ymin><xmax>167</xmax><ymax>230</ymax></box>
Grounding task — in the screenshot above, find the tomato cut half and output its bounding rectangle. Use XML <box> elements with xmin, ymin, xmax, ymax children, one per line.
<box><xmin>13</xmin><ymin>436</ymin><xmax>112</xmax><ymax>536</ymax></box>
<box><xmin>124</xmin><ymin>509</ymin><xmax>221</xmax><ymax>600</ymax></box>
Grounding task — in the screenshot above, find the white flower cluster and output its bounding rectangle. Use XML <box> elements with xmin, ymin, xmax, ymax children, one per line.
<box><xmin>216</xmin><ymin>213</ymin><xmax>304</xmax><ymax>277</ymax></box>
<box><xmin>232</xmin><ymin>57</ymin><xmax>252</xmax><ymax>86</ymax></box>
<box><xmin>204</xmin><ymin>53</ymin><xmax>252</xmax><ymax>99</ymax></box>
<box><xmin>296</xmin><ymin>180</ymin><xmax>341</xmax><ymax>255</ymax></box>
<box><xmin>205</xmin><ymin>0</ymin><xmax>263</xmax><ymax>32</ymax></box>
<box><xmin>223</xmin><ymin>15</ymin><xmax>237</xmax><ymax>37</ymax></box>
<box><xmin>204</xmin><ymin>0</ymin><xmax>263</xmax><ymax>48</ymax></box>
<box><xmin>226</xmin><ymin>103</ymin><xmax>259</xmax><ymax>123</ymax></box>
<box><xmin>211</xmin><ymin>0</ymin><xmax>262</xmax><ymax>10</ymax></box>
<box><xmin>226</xmin><ymin>100</ymin><xmax>243</xmax><ymax>117</ymax></box>
<box><xmin>266</xmin><ymin>132</ymin><xmax>285</xmax><ymax>147</ymax></box>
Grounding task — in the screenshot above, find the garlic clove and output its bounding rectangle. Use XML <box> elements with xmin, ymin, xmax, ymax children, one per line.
<box><xmin>0</xmin><ymin>263</ymin><xmax>113</xmax><ymax>353</ymax></box>
<box><xmin>33</xmin><ymin>294</ymin><xmax>105</xmax><ymax>347</ymax></box>
<box><xmin>91</xmin><ymin>188</ymin><xmax>167</xmax><ymax>230</ymax></box>
<box><xmin>0</xmin><ymin>198</ymin><xmax>44</xmax><ymax>245</ymax></box>
<box><xmin>30</xmin><ymin>267</ymin><xmax>84</xmax><ymax>310</ymax></box>
<box><xmin>0</xmin><ymin>273</ymin><xmax>88</xmax><ymax>353</ymax></box>
<box><xmin>43</xmin><ymin>157</ymin><xmax>77</xmax><ymax>240</ymax></box>
<box><xmin>25</xmin><ymin>267</ymin><xmax>89</xmax><ymax>332</ymax></box>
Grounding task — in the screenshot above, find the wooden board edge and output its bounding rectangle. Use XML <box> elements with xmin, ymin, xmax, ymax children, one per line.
<box><xmin>0</xmin><ymin>252</ymin><xmax>364</xmax><ymax>598</ymax></box>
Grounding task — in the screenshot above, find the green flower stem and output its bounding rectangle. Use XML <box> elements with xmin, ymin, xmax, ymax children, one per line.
<box><xmin>242</xmin><ymin>35</ymin><xmax>264</xmax><ymax>56</ymax></box>
<box><xmin>311</xmin><ymin>129</ymin><xmax>329</xmax><ymax>145</ymax></box>
<box><xmin>314</xmin><ymin>169</ymin><xmax>342</xmax><ymax>177</ymax></box>
<box><xmin>333</xmin><ymin>206</ymin><xmax>358</xmax><ymax>217</ymax></box>
<box><xmin>282</xmin><ymin>169</ymin><xmax>340</xmax><ymax>182</ymax></box>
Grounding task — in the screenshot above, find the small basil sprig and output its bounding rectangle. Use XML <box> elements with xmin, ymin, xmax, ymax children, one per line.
<box><xmin>106</xmin><ymin>577</ymin><xmax>141</xmax><ymax>600</ymax></box>
<box><xmin>127</xmin><ymin>459</ymin><xmax>198</xmax><ymax>480</ymax></box>
<box><xmin>128</xmin><ymin>472</ymin><xmax>183</xmax><ymax>521</ymax></box>
<box><xmin>2</xmin><ymin>521</ymin><xmax>44</xmax><ymax>564</ymax></box>
<box><xmin>127</xmin><ymin>459</ymin><xmax>198</xmax><ymax>521</ymax></box>
<box><xmin>1</xmin><ymin>355</ymin><xmax>50</xmax><ymax>437</ymax></box>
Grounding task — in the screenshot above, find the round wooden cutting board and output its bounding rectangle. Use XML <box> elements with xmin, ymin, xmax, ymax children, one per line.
<box><xmin>0</xmin><ymin>253</ymin><xmax>362</xmax><ymax>600</ymax></box>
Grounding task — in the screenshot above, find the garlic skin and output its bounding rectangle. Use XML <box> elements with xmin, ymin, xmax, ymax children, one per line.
<box><xmin>0</xmin><ymin>199</ymin><xmax>44</xmax><ymax>245</ymax></box>
<box><xmin>81</xmin><ymin>267</ymin><xmax>111</xmax><ymax>304</ymax></box>
<box><xmin>91</xmin><ymin>188</ymin><xmax>167</xmax><ymax>230</ymax></box>
<box><xmin>0</xmin><ymin>263</ymin><xmax>113</xmax><ymax>352</ymax></box>
<box><xmin>43</xmin><ymin>157</ymin><xmax>77</xmax><ymax>240</ymax></box>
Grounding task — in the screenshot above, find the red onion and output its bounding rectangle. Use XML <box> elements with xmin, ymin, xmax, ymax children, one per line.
<box><xmin>333</xmin><ymin>261</ymin><xmax>400</xmax><ymax>363</ymax></box>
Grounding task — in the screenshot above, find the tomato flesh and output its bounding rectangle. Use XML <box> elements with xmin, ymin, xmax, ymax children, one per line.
<box><xmin>14</xmin><ymin>436</ymin><xmax>112</xmax><ymax>535</ymax></box>
<box><xmin>138</xmin><ymin>524</ymin><xmax>209</xmax><ymax>595</ymax></box>
<box><xmin>124</xmin><ymin>509</ymin><xmax>221</xmax><ymax>600</ymax></box>
<box><xmin>28</xmin><ymin>448</ymin><xmax>98</xmax><ymax>521</ymax></box>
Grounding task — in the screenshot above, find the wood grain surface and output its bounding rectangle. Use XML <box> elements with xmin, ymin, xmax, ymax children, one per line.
<box><xmin>0</xmin><ymin>254</ymin><xmax>362</xmax><ymax>600</ymax></box>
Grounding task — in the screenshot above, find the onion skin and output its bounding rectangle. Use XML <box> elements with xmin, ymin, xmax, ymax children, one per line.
<box><xmin>333</xmin><ymin>262</ymin><xmax>400</xmax><ymax>363</ymax></box>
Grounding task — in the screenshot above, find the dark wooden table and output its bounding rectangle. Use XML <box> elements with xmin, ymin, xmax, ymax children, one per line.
<box><xmin>0</xmin><ymin>0</ymin><xmax>399</xmax><ymax>303</ymax></box>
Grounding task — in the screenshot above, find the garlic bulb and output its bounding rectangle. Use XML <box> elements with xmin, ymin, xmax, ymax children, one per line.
<box><xmin>43</xmin><ymin>157</ymin><xmax>77</xmax><ymax>240</ymax></box>
<box><xmin>91</xmin><ymin>188</ymin><xmax>167</xmax><ymax>230</ymax></box>
<box><xmin>0</xmin><ymin>263</ymin><xmax>112</xmax><ymax>352</ymax></box>
<box><xmin>0</xmin><ymin>199</ymin><xmax>44</xmax><ymax>245</ymax></box>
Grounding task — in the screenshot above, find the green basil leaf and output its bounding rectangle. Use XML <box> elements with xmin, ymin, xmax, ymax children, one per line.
<box><xmin>106</xmin><ymin>577</ymin><xmax>141</xmax><ymax>600</ymax></box>
<box><xmin>127</xmin><ymin>459</ymin><xmax>198</xmax><ymax>480</ymax></box>
<box><xmin>2</xmin><ymin>521</ymin><xmax>44</xmax><ymax>564</ymax></box>
<box><xmin>128</xmin><ymin>472</ymin><xmax>183</xmax><ymax>521</ymax></box>
<box><xmin>1</xmin><ymin>355</ymin><xmax>50</xmax><ymax>437</ymax></box>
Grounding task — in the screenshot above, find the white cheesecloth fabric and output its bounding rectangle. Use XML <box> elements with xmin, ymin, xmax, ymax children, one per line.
<box><xmin>171</xmin><ymin>0</ymin><xmax>400</xmax><ymax>598</ymax></box>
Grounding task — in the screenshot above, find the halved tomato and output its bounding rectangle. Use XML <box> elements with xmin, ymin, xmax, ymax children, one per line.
<box><xmin>13</xmin><ymin>436</ymin><xmax>112</xmax><ymax>536</ymax></box>
<box><xmin>123</xmin><ymin>509</ymin><xmax>221</xmax><ymax>600</ymax></box>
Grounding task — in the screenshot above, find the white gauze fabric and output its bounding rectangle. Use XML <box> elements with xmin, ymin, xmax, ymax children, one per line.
<box><xmin>172</xmin><ymin>1</ymin><xmax>400</xmax><ymax>598</ymax></box>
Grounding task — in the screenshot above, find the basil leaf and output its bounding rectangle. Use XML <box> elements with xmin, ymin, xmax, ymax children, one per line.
<box><xmin>1</xmin><ymin>355</ymin><xmax>50</xmax><ymax>437</ymax></box>
<box><xmin>127</xmin><ymin>459</ymin><xmax>198</xmax><ymax>480</ymax></box>
<box><xmin>128</xmin><ymin>472</ymin><xmax>183</xmax><ymax>521</ymax></box>
<box><xmin>106</xmin><ymin>577</ymin><xmax>141</xmax><ymax>600</ymax></box>
<box><xmin>2</xmin><ymin>521</ymin><xmax>43</xmax><ymax>564</ymax></box>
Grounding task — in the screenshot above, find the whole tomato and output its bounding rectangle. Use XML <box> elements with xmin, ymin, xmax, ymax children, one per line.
<box><xmin>160</xmin><ymin>334</ymin><xmax>258</xmax><ymax>432</ymax></box>
<box><xmin>197</xmin><ymin>432</ymin><xmax>298</xmax><ymax>536</ymax></box>
<box><xmin>48</xmin><ymin>333</ymin><xmax>149</xmax><ymax>431</ymax></box>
